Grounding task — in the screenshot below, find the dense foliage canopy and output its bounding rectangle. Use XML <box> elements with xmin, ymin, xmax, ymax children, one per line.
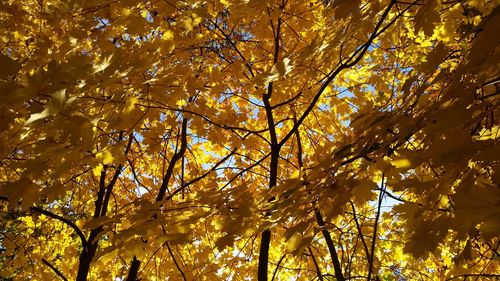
<box><xmin>1</xmin><ymin>0</ymin><xmax>499</xmax><ymax>280</ymax></box>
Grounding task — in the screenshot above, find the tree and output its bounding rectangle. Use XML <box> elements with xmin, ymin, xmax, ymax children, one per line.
<box><xmin>1</xmin><ymin>0</ymin><xmax>499</xmax><ymax>280</ymax></box>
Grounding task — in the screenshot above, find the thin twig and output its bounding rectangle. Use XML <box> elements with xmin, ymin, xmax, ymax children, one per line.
<box><xmin>41</xmin><ymin>258</ymin><xmax>68</xmax><ymax>281</ymax></box>
<box><xmin>166</xmin><ymin>242</ymin><xmax>187</xmax><ymax>281</ymax></box>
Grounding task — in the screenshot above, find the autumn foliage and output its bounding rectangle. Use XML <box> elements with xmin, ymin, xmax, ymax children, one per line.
<box><xmin>1</xmin><ymin>0</ymin><xmax>499</xmax><ymax>280</ymax></box>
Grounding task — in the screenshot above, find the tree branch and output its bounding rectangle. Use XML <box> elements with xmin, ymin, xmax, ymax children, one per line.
<box><xmin>165</xmin><ymin>147</ymin><xmax>237</xmax><ymax>201</ymax></box>
<box><xmin>125</xmin><ymin>257</ymin><xmax>140</xmax><ymax>281</ymax></box>
<box><xmin>367</xmin><ymin>175</ymin><xmax>385</xmax><ymax>281</ymax></box>
<box><xmin>166</xmin><ymin>242</ymin><xmax>187</xmax><ymax>281</ymax></box>
<box><xmin>446</xmin><ymin>274</ymin><xmax>500</xmax><ymax>281</ymax></box>
<box><xmin>31</xmin><ymin>207</ymin><xmax>87</xmax><ymax>247</ymax></box>
<box><xmin>100</xmin><ymin>133</ymin><xmax>134</xmax><ymax>217</ymax></box>
<box><xmin>278</xmin><ymin>0</ymin><xmax>406</xmax><ymax>149</ymax></box>
<box><xmin>41</xmin><ymin>258</ymin><xmax>68</xmax><ymax>281</ymax></box>
<box><xmin>315</xmin><ymin>209</ymin><xmax>345</xmax><ymax>281</ymax></box>
<box><xmin>349</xmin><ymin>202</ymin><xmax>371</xmax><ymax>263</ymax></box>
<box><xmin>157</xmin><ymin>117</ymin><xmax>188</xmax><ymax>202</ymax></box>
<box><xmin>259</xmin><ymin>7</ymin><xmax>283</xmax><ymax>280</ymax></box>
<box><xmin>270</xmin><ymin>254</ymin><xmax>287</xmax><ymax>281</ymax></box>
<box><xmin>308</xmin><ymin>247</ymin><xmax>324</xmax><ymax>281</ymax></box>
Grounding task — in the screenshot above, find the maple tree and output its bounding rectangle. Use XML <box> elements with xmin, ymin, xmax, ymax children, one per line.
<box><xmin>1</xmin><ymin>0</ymin><xmax>499</xmax><ymax>280</ymax></box>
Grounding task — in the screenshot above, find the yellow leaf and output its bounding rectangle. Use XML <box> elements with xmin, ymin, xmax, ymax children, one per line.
<box><xmin>285</xmin><ymin>233</ymin><xmax>302</xmax><ymax>253</ymax></box>
<box><xmin>96</xmin><ymin>150</ymin><xmax>114</xmax><ymax>165</ymax></box>
<box><xmin>25</xmin><ymin>89</ymin><xmax>68</xmax><ymax>125</ymax></box>
<box><xmin>93</xmin><ymin>164</ymin><xmax>104</xmax><ymax>177</ymax></box>
<box><xmin>265</xmin><ymin>58</ymin><xmax>293</xmax><ymax>83</ymax></box>
<box><xmin>391</xmin><ymin>159</ymin><xmax>412</xmax><ymax>169</ymax></box>
<box><xmin>121</xmin><ymin>8</ymin><xmax>132</xmax><ymax>16</ymax></box>
<box><xmin>124</xmin><ymin>97</ymin><xmax>138</xmax><ymax>113</ymax></box>
<box><xmin>93</xmin><ymin>55</ymin><xmax>113</xmax><ymax>73</ymax></box>
<box><xmin>162</xmin><ymin>29</ymin><xmax>174</xmax><ymax>40</ymax></box>
<box><xmin>82</xmin><ymin>215</ymin><xmax>112</xmax><ymax>230</ymax></box>
<box><xmin>414</xmin><ymin>0</ymin><xmax>441</xmax><ymax>36</ymax></box>
<box><xmin>351</xmin><ymin>180</ymin><xmax>377</xmax><ymax>204</ymax></box>
<box><xmin>176</xmin><ymin>99</ymin><xmax>187</xmax><ymax>107</ymax></box>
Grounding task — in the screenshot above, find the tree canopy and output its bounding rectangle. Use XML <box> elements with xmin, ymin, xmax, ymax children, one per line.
<box><xmin>1</xmin><ymin>0</ymin><xmax>499</xmax><ymax>280</ymax></box>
